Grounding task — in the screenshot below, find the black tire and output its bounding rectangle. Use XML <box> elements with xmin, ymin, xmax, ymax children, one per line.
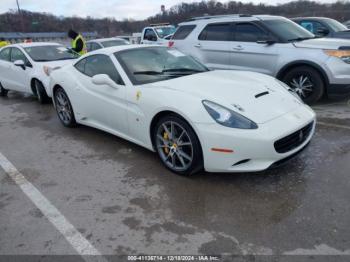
<box><xmin>53</xmin><ymin>87</ymin><xmax>77</xmax><ymax>128</ymax></box>
<box><xmin>153</xmin><ymin>114</ymin><xmax>203</xmax><ymax>175</ymax></box>
<box><xmin>34</xmin><ymin>80</ymin><xmax>50</xmax><ymax>104</ymax></box>
<box><xmin>0</xmin><ymin>82</ymin><xmax>8</xmax><ymax>97</ymax></box>
<box><xmin>282</xmin><ymin>66</ymin><xmax>325</xmax><ymax>104</ymax></box>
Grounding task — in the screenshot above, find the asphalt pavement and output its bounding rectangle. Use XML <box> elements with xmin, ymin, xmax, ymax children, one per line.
<box><xmin>0</xmin><ymin>92</ymin><xmax>349</xmax><ymax>261</ymax></box>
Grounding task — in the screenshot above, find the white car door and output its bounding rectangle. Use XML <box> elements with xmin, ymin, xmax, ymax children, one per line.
<box><xmin>7</xmin><ymin>47</ymin><xmax>32</xmax><ymax>92</ymax></box>
<box><xmin>72</xmin><ymin>54</ymin><xmax>128</xmax><ymax>135</ymax></box>
<box><xmin>0</xmin><ymin>47</ymin><xmax>12</xmax><ymax>89</ymax></box>
<box><xmin>142</xmin><ymin>29</ymin><xmax>158</xmax><ymax>45</ymax></box>
<box><xmin>230</xmin><ymin>22</ymin><xmax>279</xmax><ymax>76</ymax></box>
<box><xmin>193</xmin><ymin>23</ymin><xmax>231</xmax><ymax>70</ymax></box>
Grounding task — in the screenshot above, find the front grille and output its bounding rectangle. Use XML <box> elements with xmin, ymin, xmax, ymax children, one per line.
<box><xmin>274</xmin><ymin>121</ymin><xmax>314</xmax><ymax>154</ymax></box>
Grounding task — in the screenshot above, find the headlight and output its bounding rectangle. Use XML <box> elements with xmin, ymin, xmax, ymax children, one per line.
<box><xmin>202</xmin><ymin>100</ymin><xmax>258</xmax><ymax>129</ymax></box>
<box><xmin>275</xmin><ymin>79</ymin><xmax>303</xmax><ymax>103</ymax></box>
<box><xmin>324</xmin><ymin>49</ymin><xmax>350</xmax><ymax>64</ymax></box>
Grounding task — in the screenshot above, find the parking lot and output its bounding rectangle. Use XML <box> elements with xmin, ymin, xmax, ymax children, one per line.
<box><xmin>0</xmin><ymin>92</ymin><xmax>350</xmax><ymax>260</ymax></box>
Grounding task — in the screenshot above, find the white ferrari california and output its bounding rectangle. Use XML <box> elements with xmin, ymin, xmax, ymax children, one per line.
<box><xmin>49</xmin><ymin>45</ymin><xmax>316</xmax><ymax>175</ymax></box>
<box><xmin>0</xmin><ymin>42</ymin><xmax>79</xmax><ymax>103</ymax></box>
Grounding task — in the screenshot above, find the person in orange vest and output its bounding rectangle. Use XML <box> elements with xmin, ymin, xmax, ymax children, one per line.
<box><xmin>68</xmin><ymin>29</ymin><xmax>87</xmax><ymax>56</ymax></box>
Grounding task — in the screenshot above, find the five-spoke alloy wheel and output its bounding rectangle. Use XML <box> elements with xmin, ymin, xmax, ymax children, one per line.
<box><xmin>154</xmin><ymin>115</ymin><xmax>203</xmax><ymax>175</ymax></box>
<box><xmin>54</xmin><ymin>87</ymin><xmax>76</xmax><ymax>127</ymax></box>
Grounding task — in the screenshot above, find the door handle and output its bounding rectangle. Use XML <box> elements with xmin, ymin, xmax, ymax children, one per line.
<box><xmin>194</xmin><ymin>43</ymin><xmax>201</xmax><ymax>48</ymax></box>
<box><xmin>233</xmin><ymin>45</ymin><xmax>244</xmax><ymax>51</ymax></box>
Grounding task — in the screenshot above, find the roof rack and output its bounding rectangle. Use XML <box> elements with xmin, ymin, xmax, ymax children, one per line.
<box><xmin>149</xmin><ymin>23</ymin><xmax>171</xmax><ymax>27</ymax></box>
<box><xmin>187</xmin><ymin>14</ymin><xmax>252</xmax><ymax>21</ymax></box>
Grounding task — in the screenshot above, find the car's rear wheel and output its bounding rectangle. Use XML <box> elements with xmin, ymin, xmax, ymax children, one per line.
<box><xmin>0</xmin><ymin>82</ymin><xmax>8</xmax><ymax>97</ymax></box>
<box><xmin>282</xmin><ymin>66</ymin><xmax>324</xmax><ymax>104</ymax></box>
<box><xmin>34</xmin><ymin>80</ymin><xmax>50</xmax><ymax>104</ymax></box>
<box><xmin>54</xmin><ymin>87</ymin><xmax>76</xmax><ymax>127</ymax></box>
<box><xmin>153</xmin><ymin>115</ymin><xmax>203</xmax><ymax>175</ymax></box>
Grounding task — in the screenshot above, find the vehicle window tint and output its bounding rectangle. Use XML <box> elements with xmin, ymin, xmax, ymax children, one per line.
<box><xmin>91</xmin><ymin>43</ymin><xmax>102</xmax><ymax>51</ymax></box>
<box><xmin>173</xmin><ymin>25</ymin><xmax>196</xmax><ymax>40</ymax></box>
<box><xmin>0</xmin><ymin>48</ymin><xmax>11</xmax><ymax>61</ymax></box>
<box><xmin>198</xmin><ymin>23</ymin><xmax>230</xmax><ymax>41</ymax></box>
<box><xmin>10</xmin><ymin>48</ymin><xmax>27</xmax><ymax>62</ymax></box>
<box><xmin>10</xmin><ymin>47</ymin><xmax>31</xmax><ymax>66</ymax></box>
<box><xmin>86</xmin><ymin>43</ymin><xmax>92</xmax><ymax>52</ymax></box>
<box><xmin>235</xmin><ymin>23</ymin><xmax>268</xmax><ymax>42</ymax></box>
<box><xmin>84</xmin><ymin>55</ymin><xmax>124</xmax><ymax>85</ymax></box>
<box><xmin>144</xmin><ymin>29</ymin><xmax>157</xmax><ymax>41</ymax></box>
<box><xmin>74</xmin><ymin>58</ymin><xmax>87</xmax><ymax>74</ymax></box>
<box><xmin>300</xmin><ymin>21</ymin><xmax>324</xmax><ymax>34</ymax></box>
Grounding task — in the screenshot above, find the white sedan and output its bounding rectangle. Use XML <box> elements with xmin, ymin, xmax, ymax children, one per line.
<box><xmin>86</xmin><ymin>37</ymin><xmax>129</xmax><ymax>52</ymax></box>
<box><xmin>49</xmin><ymin>45</ymin><xmax>316</xmax><ymax>175</ymax></box>
<box><xmin>0</xmin><ymin>42</ymin><xmax>79</xmax><ymax>103</ymax></box>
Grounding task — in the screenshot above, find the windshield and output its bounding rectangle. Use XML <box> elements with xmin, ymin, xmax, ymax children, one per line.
<box><xmin>24</xmin><ymin>45</ymin><xmax>79</xmax><ymax>62</ymax></box>
<box><xmin>115</xmin><ymin>47</ymin><xmax>208</xmax><ymax>85</ymax></box>
<box><xmin>324</xmin><ymin>18</ymin><xmax>348</xmax><ymax>32</ymax></box>
<box><xmin>101</xmin><ymin>39</ymin><xmax>129</xmax><ymax>47</ymax></box>
<box><xmin>154</xmin><ymin>26</ymin><xmax>176</xmax><ymax>39</ymax></box>
<box><xmin>263</xmin><ymin>18</ymin><xmax>315</xmax><ymax>42</ymax></box>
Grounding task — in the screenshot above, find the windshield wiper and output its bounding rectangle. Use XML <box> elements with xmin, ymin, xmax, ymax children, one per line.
<box><xmin>133</xmin><ymin>68</ymin><xmax>206</xmax><ymax>77</ymax></box>
<box><xmin>162</xmin><ymin>68</ymin><xmax>205</xmax><ymax>73</ymax></box>
<box><xmin>288</xmin><ymin>37</ymin><xmax>314</xmax><ymax>42</ymax></box>
<box><xmin>133</xmin><ymin>70</ymin><xmax>163</xmax><ymax>75</ymax></box>
<box><xmin>34</xmin><ymin>59</ymin><xmax>51</xmax><ymax>62</ymax></box>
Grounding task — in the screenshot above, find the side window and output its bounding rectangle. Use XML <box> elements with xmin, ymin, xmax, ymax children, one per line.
<box><xmin>300</xmin><ymin>21</ymin><xmax>324</xmax><ymax>34</ymax></box>
<box><xmin>144</xmin><ymin>29</ymin><xmax>157</xmax><ymax>41</ymax></box>
<box><xmin>92</xmin><ymin>43</ymin><xmax>102</xmax><ymax>51</ymax></box>
<box><xmin>10</xmin><ymin>48</ymin><xmax>27</xmax><ymax>62</ymax></box>
<box><xmin>173</xmin><ymin>25</ymin><xmax>196</xmax><ymax>40</ymax></box>
<box><xmin>10</xmin><ymin>47</ymin><xmax>31</xmax><ymax>66</ymax></box>
<box><xmin>235</xmin><ymin>23</ymin><xmax>268</xmax><ymax>42</ymax></box>
<box><xmin>198</xmin><ymin>23</ymin><xmax>230</xmax><ymax>41</ymax></box>
<box><xmin>83</xmin><ymin>55</ymin><xmax>124</xmax><ymax>85</ymax></box>
<box><xmin>86</xmin><ymin>43</ymin><xmax>92</xmax><ymax>52</ymax></box>
<box><xmin>0</xmin><ymin>48</ymin><xmax>11</xmax><ymax>61</ymax></box>
<box><xmin>74</xmin><ymin>58</ymin><xmax>87</xmax><ymax>74</ymax></box>
<box><xmin>87</xmin><ymin>42</ymin><xmax>102</xmax><ymax>52</ymax></box>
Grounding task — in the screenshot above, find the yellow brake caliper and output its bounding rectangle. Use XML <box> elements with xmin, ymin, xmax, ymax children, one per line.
<box><xmin>163</xmin><ymin>132</ymin><xmax>169</xmax><ymax>154</ymax></box>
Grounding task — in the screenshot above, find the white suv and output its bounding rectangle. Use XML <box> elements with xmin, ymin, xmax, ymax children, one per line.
<box><xmin>171</xmin><ymin>14</ymin><xmax>350</xmax><ymax>103</ymax></box>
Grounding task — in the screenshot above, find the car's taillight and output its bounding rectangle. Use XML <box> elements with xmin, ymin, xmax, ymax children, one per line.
<box><xmin>168</xmin><ymin>41</ymin><xmax>174</xmax><ymax>48</ymax></box>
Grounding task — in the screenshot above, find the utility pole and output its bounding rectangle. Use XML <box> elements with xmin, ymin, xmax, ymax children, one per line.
<box><xmin>16</xmin><ymin>0</ymin><xmax>25</xmax><ymax>32</ymax></box>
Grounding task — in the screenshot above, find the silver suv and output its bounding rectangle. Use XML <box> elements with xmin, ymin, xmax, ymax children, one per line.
<box><xmin>171</xmin><ymin>14</ymin><xmax>350</xmax><ymax>103</ymax></box>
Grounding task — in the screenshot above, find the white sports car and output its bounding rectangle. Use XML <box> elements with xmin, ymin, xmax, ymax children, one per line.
<box><xmin>0</xmin><ymin>42</ymin><xmax>79</xmax><ymax>103</ymax></box>
<box><xmin>49</xmin><ymin>45</ymin><xmax>316</xmax><ymax>175</ymax></box>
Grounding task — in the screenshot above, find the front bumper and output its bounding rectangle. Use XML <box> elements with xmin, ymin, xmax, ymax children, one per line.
<box><xmin>195</xmin><ymin>105</ymin><xmax>316</xmax><ymax>173</ymax></box>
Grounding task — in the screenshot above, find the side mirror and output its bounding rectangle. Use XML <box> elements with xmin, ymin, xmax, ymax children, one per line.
<box><xmin>92</xmin><ymin>74</ymin><xmax>119</xmax><ymax>89</ymax></box>
<box><xmin>317</xmin><ymin>27</ymin><xmax>329</xmax><ymax>36</ymax></box>
<box><xmin>14</xmin><ymin>60</ymin><xmax>25</xmax><ymax>70</ymax></box>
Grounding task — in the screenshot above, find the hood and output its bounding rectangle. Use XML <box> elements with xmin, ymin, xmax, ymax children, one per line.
<box><xmin>293</xmin><ymin>37</ymin><xmax>350</xmax><ymax>49</ymax></box>
<box><xmin>332</xmin><ymin>31</ymin><xmax>350</xmax><ymax>40</ymax></box>
<box><xmin>38</xmin><ymin>59</ymin><xmax>77</xmax><ymax>68</ymax></box>
<box><xmin>146</xmin><ymin>70</ymin><xmax>302</xmax><ymax>124</ymax></box>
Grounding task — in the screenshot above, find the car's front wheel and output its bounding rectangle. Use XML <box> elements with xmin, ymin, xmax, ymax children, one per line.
<box><xmin>54</xmin><ymin>87</ymin><xmax>76</xmax><ymax>127</ymax></box>
<box><xmin>34</xmin><ymin>80</ymin><xmax>50</xmax><ymax>104</ymax></box>
<box><xmin>153</xmin><ymin>115</ymin><xmax>203</xmax><ymax>175</ymax></box>
<box><xmin>282</xmin><ymin>66</ymin><xmax>324</xmax><ymax>104</ymax></box>
<box><xmin>0</xmin><ymin>82</ymin><xmax>8</xmax><ymax>97</ymax></box>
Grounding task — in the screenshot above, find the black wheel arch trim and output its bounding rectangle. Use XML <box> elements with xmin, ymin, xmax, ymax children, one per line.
<box><xmin>276</xmin><ymin>60</ymin><xmax>330</xmax><ymax>87</ymax></box>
